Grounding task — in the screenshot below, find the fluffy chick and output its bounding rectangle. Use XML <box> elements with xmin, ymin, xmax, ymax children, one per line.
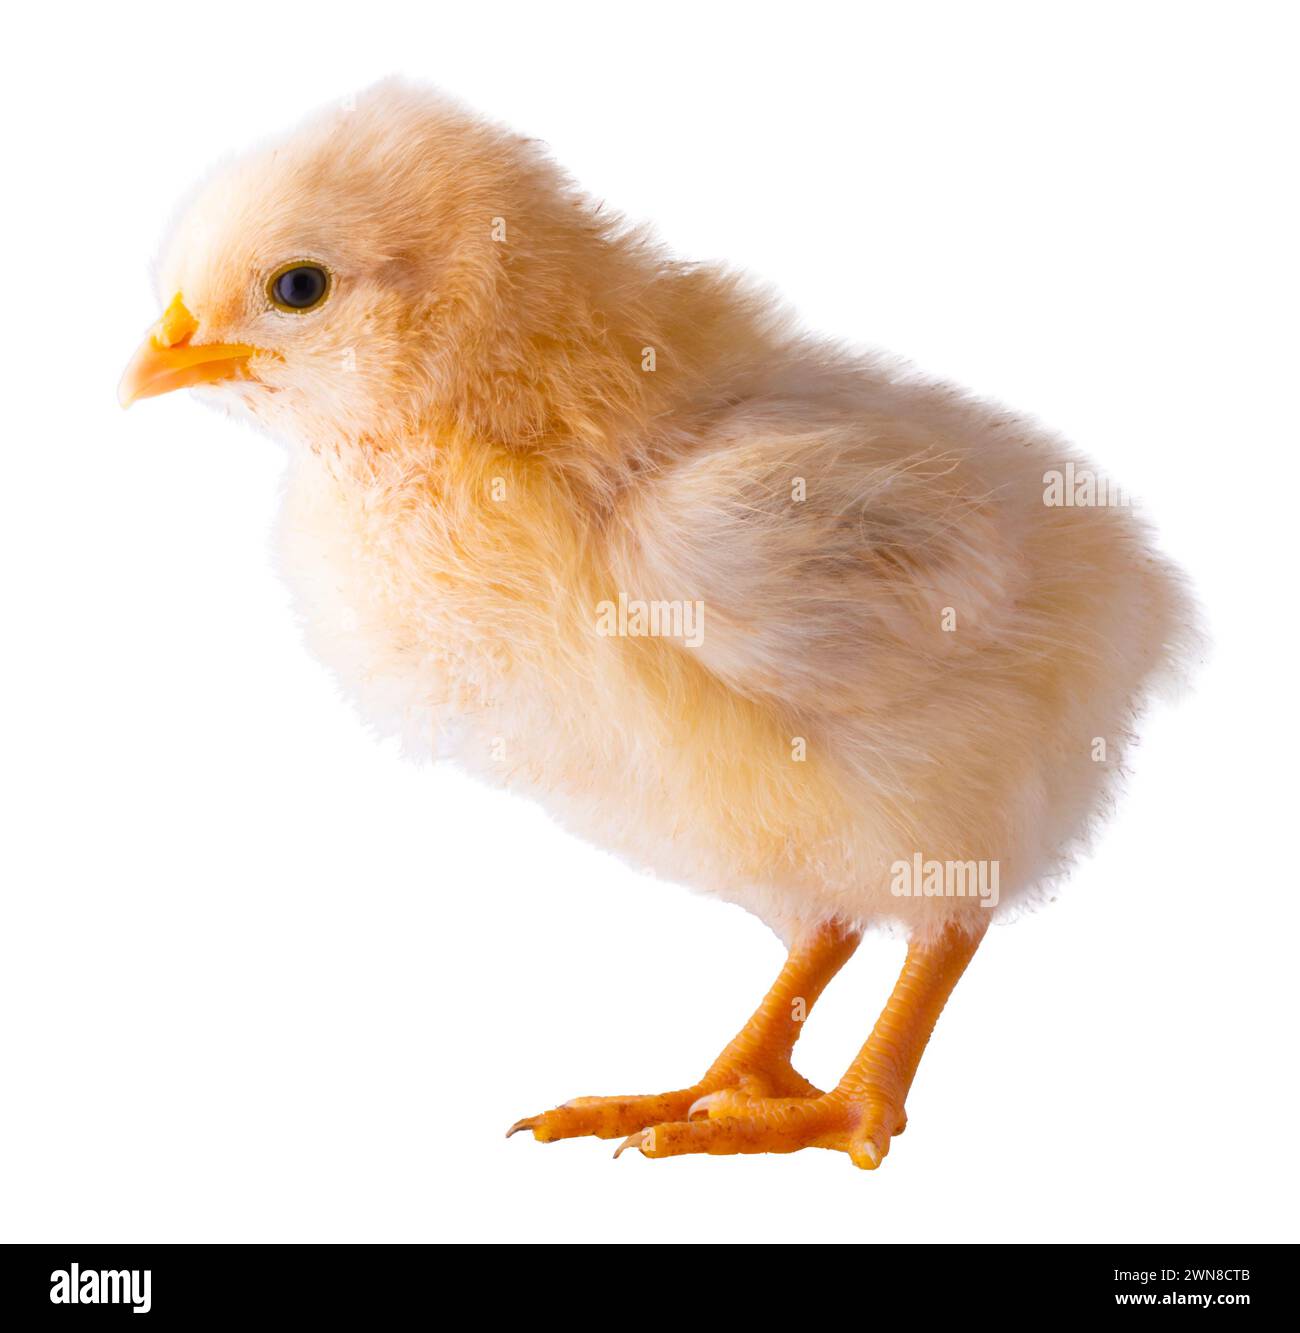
<box><xmin>121</xmin><ymin>81</ymin><xmax>1195</xmax><ymax>1168</ymax></box>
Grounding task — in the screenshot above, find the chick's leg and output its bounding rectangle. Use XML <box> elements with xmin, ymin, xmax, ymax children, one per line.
<box><xmin>618</xmin><ymin>920</ymin><xmax>985</xmax><ymax>1168</ymax></box>
<box><xmin>507</xmin><ymin>921</ymin><xmax>860</xmax><ymax>1143</ymax></box>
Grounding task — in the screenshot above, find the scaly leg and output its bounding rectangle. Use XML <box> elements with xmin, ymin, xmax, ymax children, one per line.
<box><xmin>508</xmin><ymin>920</ymin><xmax>860</xmax><ymax>1143</ymax></box>
<box><xmin>616</xmin><ymin>919</ymin><xmax>986</xmax><ymax>1168</ymax></box>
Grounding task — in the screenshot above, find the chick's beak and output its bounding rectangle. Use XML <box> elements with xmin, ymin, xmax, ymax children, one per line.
<box><xmin>118</xmin><ymin>293</ymin><xmax>257</xmax><ymax>407</ymax></box>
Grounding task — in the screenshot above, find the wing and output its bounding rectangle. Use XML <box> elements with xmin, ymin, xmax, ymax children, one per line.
<box><xmin>611</xmin><ymin>405</ymin><xmax>1029</xmax><ymax>718</ymax></box>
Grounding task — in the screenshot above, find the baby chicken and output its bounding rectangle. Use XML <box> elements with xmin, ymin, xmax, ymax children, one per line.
<box><xmin>120</xmin><ymin>81</ymin><xmax>1194</xmax><ymax>1169</ymax></box>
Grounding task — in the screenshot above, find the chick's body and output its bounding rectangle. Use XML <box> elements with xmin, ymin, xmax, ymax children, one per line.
<box><xmin>279</xmin><ymin>369</ymin><xmax>1182</xmax><ymax>944</ymax></box>
<box><xmin>124</xmin><ymin>83</ymin><xmax>1194</xmax><ymax>1166</ymax></box>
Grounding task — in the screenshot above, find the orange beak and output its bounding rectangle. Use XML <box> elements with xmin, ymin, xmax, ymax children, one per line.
<box><xmin>118</xmin><ymin>293</ymin><xmax>258</xmax><ymax>407</ymax></box>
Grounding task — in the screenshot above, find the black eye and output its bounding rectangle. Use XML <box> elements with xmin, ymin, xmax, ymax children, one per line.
<box><xmin>269</xmin><ymin>263</ymin><xmax>330</xmax><ymax>311</ymax></box>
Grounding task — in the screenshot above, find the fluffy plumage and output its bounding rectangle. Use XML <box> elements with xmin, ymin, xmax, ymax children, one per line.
<box><xmin>126</xmin><ymin>81</ymin><xmax>1196</xmax><ymax>1165</ymax></box>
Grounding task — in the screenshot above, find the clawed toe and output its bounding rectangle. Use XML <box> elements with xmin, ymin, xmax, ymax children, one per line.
<box><xmin>509</xmin><ymin>1064</ymin><xmax>825</xmax><ymax>1146</ymax></box>
<box><xmin>507</xmin><ymin>1089</ymin><xmax>701</xmax><ymax>1143</ymax></box>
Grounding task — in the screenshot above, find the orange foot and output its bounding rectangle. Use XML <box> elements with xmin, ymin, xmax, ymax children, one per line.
<box><xmin>615</xmin><ymin>1086</ymin><xmax>908</xmax><ymax>1170</ymax></box>
<box><xmin>510</xmin><ymin>920</ymin><xmax>985</xmax><ymax>1169</ymax></box>
<box><xmin>508</xmin><ymin>921</ymin><xmax>858</xmax><ymax>1145</ymax></box>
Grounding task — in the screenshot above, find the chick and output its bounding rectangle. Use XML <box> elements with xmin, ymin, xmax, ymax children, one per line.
<box><xmin>120</xmin><ymin>82</ymin><xmax>1194</xmax><ymax>1168</ymax></box>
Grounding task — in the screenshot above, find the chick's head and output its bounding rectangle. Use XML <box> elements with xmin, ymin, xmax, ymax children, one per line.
<box><xmin>121</xmin><ymin>83</ymin><xmax>553</xmax><ymax>448</ymax></box>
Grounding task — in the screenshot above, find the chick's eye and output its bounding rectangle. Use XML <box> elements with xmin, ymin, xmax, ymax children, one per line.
<box><xmin>269</xmin><ymin>263</ymin><xmax>329</xmax><ymax>311</ymax></box>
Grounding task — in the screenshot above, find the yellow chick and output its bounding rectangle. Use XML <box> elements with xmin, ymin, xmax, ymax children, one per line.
<box><xmin>120</xmin><ymin>81</ymin><xmax>1195</xmax><ymax>1168</ymax></box>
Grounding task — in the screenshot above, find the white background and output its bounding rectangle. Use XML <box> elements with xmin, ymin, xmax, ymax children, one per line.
<box><xmin>2</xmin><ymin>1</ymin><xmax>1296</xmax><ymax>1244</ymax></box>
